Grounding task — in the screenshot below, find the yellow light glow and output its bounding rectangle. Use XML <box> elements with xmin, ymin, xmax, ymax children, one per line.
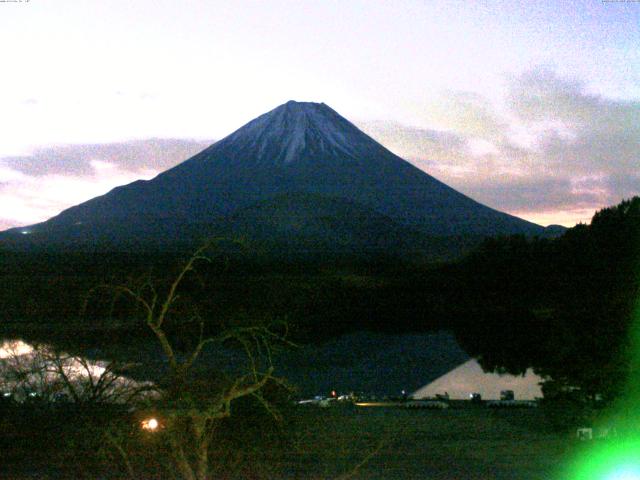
<box><xmin>141</xmin><ymin>418</ymin><xmax>159</xmax><ymax>431</ymax></box>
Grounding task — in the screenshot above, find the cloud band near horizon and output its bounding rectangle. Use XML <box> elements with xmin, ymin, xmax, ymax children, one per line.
<box><xmin>1</xmin><ymin>68</ymin><xmax>638</xmax><ymax>231</ymax></box>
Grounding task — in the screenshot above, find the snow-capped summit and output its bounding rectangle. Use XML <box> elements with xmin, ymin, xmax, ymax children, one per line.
<box><xmin>214</xmin><ymin>101</ymin><xmax>360</xmax><ymax>165</ymax></box>
<box><xmin>191</xmin><ymin>100</ymin><xmax>383</xmax><ymax>170</ymax></box>
<box><xmin>0</xmin><ymin>101</ymin><xmax>547</xmax><ymax>255</ymax></box>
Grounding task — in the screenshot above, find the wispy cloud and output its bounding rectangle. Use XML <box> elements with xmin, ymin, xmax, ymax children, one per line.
<box><xmin>0</xmin><ymin>139</ymin><xmax>210</xmax><ymax>231</ymax></box>
<box><xmin>361</xmin><ymin>67</ymin><xmax>640</xmax><ymax>226</ymax></box>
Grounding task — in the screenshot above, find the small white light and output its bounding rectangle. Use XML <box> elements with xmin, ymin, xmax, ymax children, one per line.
<box><xmin>20</xmin><ymin>230</ymin><xmax>31</xmax><ymax>235</ymax></box>
<box><xmin>141</xmin><ymin>418</ymin><xmax>159</xmax><ymax>431</ymax></box>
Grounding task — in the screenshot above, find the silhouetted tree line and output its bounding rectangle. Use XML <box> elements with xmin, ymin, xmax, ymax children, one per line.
<box><xmin>0</xmin><ymin>246</ymin><xmax>453</xmax><ymax>349</ymax></box>
<box><xmin>4</xmin><ymin>198</ymin><xmax>638</xmax><ymax>405</ymax></box>
<box><xmin>451</xmin><ymin>197</ymin><xmax>640</xmax><ymax>402</ymax></box>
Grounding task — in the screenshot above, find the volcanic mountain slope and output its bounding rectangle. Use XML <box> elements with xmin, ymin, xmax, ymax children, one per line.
<box><xmin>1</xmin><ymin>101</ymin><xmax>548</xmax><ymax>255</ymax></box>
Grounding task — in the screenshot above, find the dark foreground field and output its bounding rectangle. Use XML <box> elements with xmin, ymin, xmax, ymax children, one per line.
<box><xmin>284</xmin><ymin>406</ymin><xmax>571</xmax><ymax>480</ymax></box>
<box><xmin>1</xmin><ymin>403</ymin><xmax>575</xmax><ymax>479</ymax></box>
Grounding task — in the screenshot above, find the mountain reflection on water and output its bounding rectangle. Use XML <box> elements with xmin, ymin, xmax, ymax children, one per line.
<box><xmin>0</xmin><ymin>339</ymin><xmax>154</xmax><ymax>403</ymax></box>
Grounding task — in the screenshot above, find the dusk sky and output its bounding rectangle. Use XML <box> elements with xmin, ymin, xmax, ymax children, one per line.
<box><xmin>1</xmin><ymin>0</ymin><xmax>639</xmax><ymax>230</ymax></box>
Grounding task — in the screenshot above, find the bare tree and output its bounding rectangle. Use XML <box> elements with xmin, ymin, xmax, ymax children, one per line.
<box><xmin>0</xmin><ymin>341</ymin><xmax>153</xmax><ymax>405</ymax></box>
<box><xmin>88</xmin><ymin>243</ymin><xmax>291</xmax><ymax>480</ymax></box>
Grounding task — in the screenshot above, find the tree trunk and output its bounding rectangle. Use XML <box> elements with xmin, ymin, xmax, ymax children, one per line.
<box><xmin>169</xmin><ymin>426</ymin><xmax>197</xmax><ymax>480</ymax></box>
<box><xmin>193</xmin><ymin>416</ymin><xmax>210</xmax><ymax>480</ymax></box>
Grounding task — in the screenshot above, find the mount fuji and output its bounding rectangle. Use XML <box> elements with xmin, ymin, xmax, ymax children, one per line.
<box><xmin>1</xmin><ymin>101</ymin><xmax>549</xmax><ymax>257</ymax></box>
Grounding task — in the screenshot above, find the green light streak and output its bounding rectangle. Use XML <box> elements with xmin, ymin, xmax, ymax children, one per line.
<box><xmin>563</xmin><ymin>439</ymin><xmax>640</xmax><ymax>480</ymax></box>
<box><xmin>560</xmin><ymin>264</ymin><xmax>640</xmax><ymax>479</ymax></box>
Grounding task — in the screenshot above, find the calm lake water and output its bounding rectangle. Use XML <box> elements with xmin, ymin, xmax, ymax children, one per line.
<box><xmin>0</xmin><ymin>338</ymin><xmax>153</xmax><ymax>402</ymax></box>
